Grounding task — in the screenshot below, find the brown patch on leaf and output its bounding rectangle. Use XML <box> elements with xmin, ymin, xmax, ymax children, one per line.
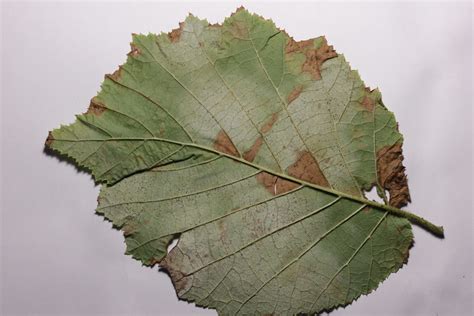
<box><xmin>122</xmin><ymin>224</ymin><xmax>135</xmax><ymax>237</ymax></box>
<box><xmin>302</xmin><ymin>41</ymin><xmax>337</xmax><ymax>80</ymax></box>
<box><xmin>243</xmin><ymin>137</ymin><xmax>263</xmax><ymax>162</ymax></box>
<box><xmin>160</xmin><ymin>254</ymin><xmax>191</xmax><ymax>296</ymax></box>
<box><xmin>213</xmin><ymin>130</ymin><xmax>239</xmax><ymax>157</ymax></box>
<box><xmin>256</xmin><ymin>172</ymin><xmax>299</xmax><ymax>195</ymax></box>
<box><xmin>260</xmin><ymin>113</ymin><xmax>279</xmax><ymax>134</ymax></box>
<box><xmin>106</xmin><ymin>66</ymin><xmax>123</xmax><ymax>81</ymax></box>
<box><xmin>86</xmin><ymin>98</ymin><xmax>106</xmax><ymax>116</ymax></box>
<box><xmin>243</xmin><ymin>113</ymin><xmax>279</xmax><ymax>162</ymax></box>
<box><xmin>217</xmin><ymin>219</ymin><xmax>228</xmax><ymax>242</ymax></box>
<box><xmin>287</xmin><ymin>151</ymin><xmax>330</xmax><ymax>187</ymax></box>
<box><xmin>231</xmin><ymin>21</ymin><xmax>248</xmax><ymax>38</ymax></box>
<box><xmin>285</xmin><ymin>38</ymin><xmax>313</xmax><ymax>54</ymax></box>
<box><xmin>168</xmin><ymin>22</ymin><xmax>184</xmax><ymax>43</ymax></box>
<box><xmin>45</xmin><ymin>131</ymin><xmax>54</xmax><ymax>147</ymax></box>
<box><xmin>127</xmin><ymin>43</ymin><xmax>141</xmax><ymax>57</ymax></box>
<box><xmin>361</xmin><ymin>88</ymin><xmax>376</xmax><ymax>111</ymax></box>
<box><xmin>361</xmin><ymin>95</ymin><xmax>375</xmax><ymax>111</ymax></box>
<box><xmin>286</xmin><ymin>37</ymin><xmax>337</xmax><ymax>80</ymax></box>
<box><xmin>287</xmin><ymin>85</ymin><xmax>304</xmax><ymax>105</ymax></box>
<box><xmin>377</xmin><ymin>143</ymin><xmax>411</xmax><ymax>208</ymax></box>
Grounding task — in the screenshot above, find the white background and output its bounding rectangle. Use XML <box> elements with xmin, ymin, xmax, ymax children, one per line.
<box><xmin>1</xmin><ymin>1</ymin><xmax>472</xmax><ymax>315</ymax></box>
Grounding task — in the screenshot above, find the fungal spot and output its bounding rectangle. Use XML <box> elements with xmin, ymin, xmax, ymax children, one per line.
<box><xmin>160</xmin><ymin>254</ymin><xmax>191</xmax><ymax>296</ymax></box>
<box><xmin>286</xmin><ymin>37</ymin><xmax>337</xmax><ymax>80</ymax></box>
<box><xmin>86</xmin><ymin>98</ymin><xmax>107</xmax><ymax>116</ymax></box>
<box><xmin>122</xmin><ymin>224</ymin><xmax>135</xmax><ymax>237</ymax></box>
<box><xmin>217</xmin><ymin>219</ymin><xmax>228</xmax><ymax>242</ymax></box>
<box><xmin>168</xmin><ymin>22</ymin><xmax>184</xmax><ymax>43</ymax></box>
<box><xmin>287</xmin><ymin>85</ymin><xmax>304</xmax><ymax>105</ymax></box>
<box><xmin>106</xmin><ymin>66</ymin><xmax>123</xmax><ymax>81</ymax></box>
<box><xmin>285</xmin><ymin>38</ymin><xmax>313</xmax><ymax>54</ymax></box>
<box><xmin>260</xmin><ymin>113</ymin><xmax>279</xmax><ymax>134</ymax></box>
<box><xmin>127</xmin><ymin>43</ymin><xmax>141</xmax><ymax>57</ymax></box>
<box><xmin>361</xmin><ymin>88</ymin><xmax>376</xmax><ymax>111</ymax></box>
<box><xmin>256</xmin><ymin>172</ymin><xmax>299</xmax><ymax>196</ymax></box>
<box><xmin>243</xmin><ymin>113</ymin><xmax>279</xmax><ymax>162</ymax></box>
<box><xmin>243</xmin><ymin>137</ymin><xmax>263</xmax><ymax>162</ymax></box>
<box><xmin>45</xmin><ymin>131</ymin><xmax>54</xmax><ymax>147</ymax></box>
<box><xmin>213</xmin><ymin>130</ymin><xmax>239</xmax><ymax>157</ymax></box>
<box><xmin>287</xmin><ymin>151</ymin><xmax>330</xmax><ymax>187</ymax></box>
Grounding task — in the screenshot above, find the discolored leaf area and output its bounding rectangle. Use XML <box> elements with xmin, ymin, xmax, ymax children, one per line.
<box><xmin>46</xmin><ymin>8</ymin><xmax>443</xmax><ymax>315</ymax></box>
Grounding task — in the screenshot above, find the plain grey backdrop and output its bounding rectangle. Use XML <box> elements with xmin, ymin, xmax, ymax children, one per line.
<box><xmin>1</xmin><ymin>1</ymin><xmax>473</xmax><ymax>315</ymax></box>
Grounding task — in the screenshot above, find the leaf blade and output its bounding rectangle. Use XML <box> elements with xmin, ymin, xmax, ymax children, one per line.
<box><xmin>46</xmin><ymin>7</ymin><xmax>443</xmax><ymax>315</ymax></box>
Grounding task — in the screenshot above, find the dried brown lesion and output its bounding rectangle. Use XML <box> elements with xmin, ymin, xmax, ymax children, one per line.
<box><xmin>377</xmin><ymin>143</ymin><xmax>411</xmax><ymax>208</ymax></box>
<box><xmin>168</xmin><ymin>22</ymin><xmax>184</xmax><ymax>43</ymax></box>
<box><xmin>287</xmin><ymin>151</ymin><xmax>330</xmax><ymax>187</ymax></box>
<box><xmin>45</xmin><ymin>131</ymin><xmax>55</xmax><ymax>147</ymax></box>
<box><xmin>285</xmin><ymin>37</ymin><xmax>337</xmax><ymax>80</ymax></box>
<box><xmin>287</xmin><ymin>85</ymin><xmax>304</xmax><ymax>105</ymax></box>
<box><xmin>213</xmin><ymin>130</ymin><xmax>240</xmax><ymax>157</ymax></box>
<box><xmin>121</xmin><ymin>223</ymin><xmax>136</xmax><ymax>237</ymax></box>
<box><xmin>359</xmin><ymin>87</ymin><xmax>378</xmax><ymax>112</ymax></box>
<box><xmin>243</xmin><ymin>138</ymin><xmax>263</xmax><ymax>162</ymax></box>
<box><xmin>256</xmin><ymin>151</ymin><xmax>330</xmax><ymax>195</ymax></box>
<box><xmin>160</xmin><ymin>252</ymin><xmax>191</xmax><ymax>296</ymax></box>
<box><xmin>106</xmin><ymin>66</ymin><xmax>123</xmax><ymax>81</ymax></box>
<box><xmin>127</xmin><ymin>43</ymin><xmax>141</xmax><ymax>57</ymax></box>
<box><xmin>86</xmin><ymin>98</ymin><xmax>107</xmax><ymax>116</ymax></box>
<box><xmin>243</xmin><ymin>113</ymin><xmax>279</xmax><ymax>163</ymax></box>
<box><xmin>256</xmin><ymin>172</ymin><xmax>299</xmax><ymax>195</ymax></box>
<box><xmin>260</xmin><ymin>113</ymin><xmax>279</xmax><ymax>134</ymax></box>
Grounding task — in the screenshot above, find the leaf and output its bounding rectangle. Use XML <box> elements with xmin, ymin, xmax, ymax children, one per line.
<box><xmin>46</xmin><ymin>7</ymin><xmax>443</xmax><ymax>315</ymax></box>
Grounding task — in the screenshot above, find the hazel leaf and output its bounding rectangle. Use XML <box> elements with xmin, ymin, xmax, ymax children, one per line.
<box><xmin>46</xmin><ymin>7</ymin><xmax>443</xmax><ymax>315</ymax></box>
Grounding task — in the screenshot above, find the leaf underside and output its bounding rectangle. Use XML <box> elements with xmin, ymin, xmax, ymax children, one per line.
<box><xmin>46</xmin><ymin>8</ymin><xmax>415</xmax><ymax>315</ymax></box>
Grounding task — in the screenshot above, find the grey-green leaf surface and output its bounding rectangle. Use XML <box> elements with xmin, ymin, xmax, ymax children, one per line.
<box><xmin>46</xmin><ymin>7</ymin><xmax>434</xmax><ymax>315</ymax></box>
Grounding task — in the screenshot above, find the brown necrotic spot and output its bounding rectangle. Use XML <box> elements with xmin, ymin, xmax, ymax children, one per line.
<box><xmin>302</xmin><ymin>40</ymin><xmax>337</xmax><ymax>80</ymax></box>
<box><xmin>86</xmin><ymin>98</ymin><xmax>106</xmax><ymax>116</ymax></box>
<box><xmin>287</xmin><ymin>85</ymin><xmax>304</xmax><ymax>105</ymax></box>
<box><xmin>106</xmin><ymin>66</ymin><xmax>123</xmax><ymax>81</ymax></box>
<box><xmin>122</xmin><ymin>223</ymin><xmax>135</xmax><ymax>237</ymax></box>
<box><xmin>361</xmin><ymin>88</ymin><xmax>376</xmax><ymax>111</ymax></box>
<box><xmin>287</xmin><ymin>151</ymin><xmax>330</xmax><ymax>187</ymax></box>
<box><xmin>256</xmin><ymin>172</ymin><xmax>299</xmax><ymax>195</ymax></box>
<box><xmin>168</xmin><ymin>22</ymin><xmax>184</xmax><ymax>43</ymax></box>
<box><xmin>217</xmin><ymin>219</ymin><xmax>228</xmax><ymax>242</ymax></box>
<box><xmin>260</xmin><ymin>112</ymin><xmax>279</xmax><ymax>134</ymax></box>
<box><xmin>377</xmin><ymin>143</ymin><xmax>411</xmax><ymax>208</ymax></box>
<box><xmin>243</xmin><ymin>113</ymin><xmax>279</xmax><ymax>162</ymax></box>
<box><xmin>127</xmin><ymin>43</ymin><xmax>141</xmax><ymax>57</ymax></box>
<box><xmin>243</xmin><ymin>137</ymin><xmax>263</xmax><ymax>162</ymax></box>
<box><xmin>285</xmin><ymin>38</ymin><xmax>313</xmax><ymax>54</ymax></box>
<box><xmin>286</xmin><ymin>37</ymin><xmax>337</xmax><ymax>80</ymax></box>
<box><xmin>160</xmin><ymin>252</ymin><xmax>191</xmax><ymax>297</ymax></box>
<box><xmin>213</xmin><ymin>130</ymin><xmax>240</xmax><ymax>157</ymax></box>
<box><xmin>361</xmin><ymin>95</ymin><xmax>375</xmax><ymax>111</ymax></box>
<box><xmin>45</xmin><ymin>131</ymin><xmax>54</xmax><ymax>147</ymax></box>
<box><xmin>231</xmin><ymin>21</ymin><xmax>249</xmax><ymax>38</ymax></box>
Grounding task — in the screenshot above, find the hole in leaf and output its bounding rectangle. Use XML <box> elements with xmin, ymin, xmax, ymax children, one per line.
<box><xmin>167</xmin><ymin>236</ymin><xmax>179</xmax><ymax>253</ymax></box>
<box><xmin>364</xmin><ymin>185</ymin><xmax>386</xmax><ymax>204</ymax></box>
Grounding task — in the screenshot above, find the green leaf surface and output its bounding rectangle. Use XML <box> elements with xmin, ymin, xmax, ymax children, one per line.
<box><xmin>46</xmin><ymin>8</ymin><xmax>443</xmax><ymax>315</ymax></box>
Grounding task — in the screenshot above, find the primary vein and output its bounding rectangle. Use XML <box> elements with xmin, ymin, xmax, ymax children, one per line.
<box><xmin>53</xmin><ymin>135</ymin><xmax>444</xmax><ymax>236</ymax></box>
